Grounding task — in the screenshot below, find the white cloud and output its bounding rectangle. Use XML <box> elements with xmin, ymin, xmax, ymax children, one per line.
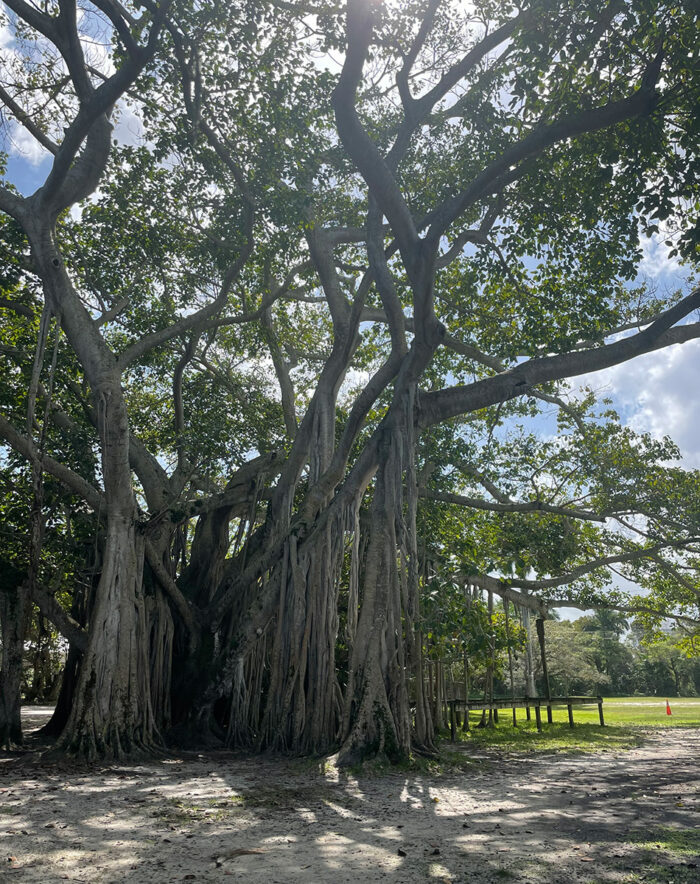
<box><xmin>639</xmin><ymin>221</ymin><xmax>683</xmax><ymax>282</ymax></box>
<box><xmin>9</xmin><ymin>123</ymin><xmax>51</xmax><ymax>166</ymax></box>
<box><xmin>112</xmin><ymin>101</ymin><xmax>147</xmax><ymax>148</ymax></box>
<box><xmin>576</xmin><ymin>338</ymin><xmax>700</xmax><ymax>468</ymax></box>
<box><xmin>0</xmin><ymin>21</ymin><xmax>48</xmax><ymax>165</ymax></box>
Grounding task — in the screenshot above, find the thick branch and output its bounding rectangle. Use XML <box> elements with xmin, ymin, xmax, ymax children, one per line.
<box><xmin>89</xmin><ymin>0</ymin><xmax>141</xmax><ymax>58</ymax></box>
<box><xmin>32</xmin><ymin>2</ymin><xmax>170</xmax><ymax>215</ymax></box>
<box><xmin>460</xmin><ymin>573</ymin><xmax>549</xmax><ymax>617</ymax></box>
<box><xmin>333</xmin><ymin>0</ymin><xmax>419</xmax><ymax>263</ymax></box>
<box><xmin>426</xmin><ymin>50</ymin><xmax>664</xmax><ymax>241</ymax></box>
<box><xmin>418</xmin><ymin>289</ymin><xmax>700</xmax><ymax>428</ymax></box>
<box><xmin>0</xmin><ymin>186</ymin><xmax>26</xmax><ymax>223</ymax></box>
<box><xmin>305</xmin><ymin>225</ymin><xmax>352</xmax><ymax>329</ymax></box>
<box><xmin>260</xmin><ymin>309</ymin><xmax>297</xmax><ymax>439</ymax></box>
<box><xmin>3</xmin><ymin>0</ymin><xmax>58</xmax><ymax>41</ymax></box>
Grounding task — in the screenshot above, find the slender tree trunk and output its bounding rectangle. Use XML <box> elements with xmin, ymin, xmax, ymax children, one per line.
<box><xmin>25</xmin><ymin>615</ymin><xmax>62</xmax><ymax>704</ymax></box>
<box><xmin>671</xmin><ymin>662</ymin><xmax>681</xmax><ymax>697</ymax></box>
<box><xmin>42</xmin><ymin>645</ymin><xmax>82</xmax><ymax>738</ymax></box>
<box><xmin>404</xmin><ymin>451</ymin><xmax>434</xmax><ymax>752</ymax></box>
<box><xmin>146</xmin><ymin>587</ymin><xmax>174</xmax><ymax>733</ymax></box>
<box><xmin>522</xmin><ymin>607</ymin><xmax>537</xmax><ymax>697</ymax></box>
<box><xmin>41</xmin><ymin>554</ymin><xmax>95</xmax><ymax>738</ymax></box>
<box><xmin>462</xmin><ymin>654</ymin><xmax>470</xmax><ymax>732</ymax></box>
<box><xmin>0</xmin><ymin>573</ymin><xmax>27</xmax><ymax>748</ymax></box>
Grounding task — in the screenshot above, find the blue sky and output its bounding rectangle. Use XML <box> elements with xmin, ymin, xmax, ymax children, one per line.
<box><xmin>5</xmin><ymin>153</ymin><xmax>51</xmax><ymax>196</ymax></box>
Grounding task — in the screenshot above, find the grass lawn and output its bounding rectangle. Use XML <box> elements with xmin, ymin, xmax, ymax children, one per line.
<box><xmin>444</xmin><ymin>696</ymin><xmax>700</xmax><ymax>753</ymax></box>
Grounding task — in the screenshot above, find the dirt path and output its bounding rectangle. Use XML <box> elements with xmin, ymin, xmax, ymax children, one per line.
<box><xmin>1</xmin><ymin>710</ymin><xmax>698</xmax><ymax>883</ymax></box>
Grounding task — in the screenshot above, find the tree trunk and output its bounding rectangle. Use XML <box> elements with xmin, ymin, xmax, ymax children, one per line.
<box><xmin>522</xmin><ymin>607</ymin><xmax>537</xmax><ymax>697</ymax></box>
<box><xmin>22</xmin><ymin>222</ymin><xmax>160</xmax><ymax>758</ymax></box>
<box><xmin>42</xmin><ymin>645</ymin><xmax>82</xmax><ymax>738</ymax></box>
<box><xmin>221</xmin><ymin>395</ymin><xmax>345</xmax><ymax>754</ymax></box>
<box><xmin>0</xmin><ymin>571</ymin><xmax>27</xmax><ymax>748</ymax></box>
<box><xmin>252</xmin><ymin>522</ymin><xmax>342</xmax><ymax>754</ymax></box>
<box><xmin>56</xmin><ymin>516</ymin><xmax>155</xmax><ymax>758</ymax></box>
<box><xmin>26</xmin><ymin>615</ymin><xmax>59</xmax><ymax>704</ymax></box>
<box><xmin>337</xmin><ymin>428</ymin><xmax>412</xmax><ymax>765</ymax></box>
<box><xmin>41</xmin><ymin>554</ymin><xmax>96</xmax><ymax>738</ymax></box>
<box><xmin>55</xmin><ymin>388</ymin><xmax>157</xmax><ymax>759</ymax></box>
<box><xmin>147</xmin><ymin>587</ymin><xmax>174</xmax><ymax>733</ymax></box>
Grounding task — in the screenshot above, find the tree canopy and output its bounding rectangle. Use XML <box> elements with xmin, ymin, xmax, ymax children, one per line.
<box><xmin>0</xmin><ymin>0</ymin><xmax>698</xmax><ymax>760</ymax></box>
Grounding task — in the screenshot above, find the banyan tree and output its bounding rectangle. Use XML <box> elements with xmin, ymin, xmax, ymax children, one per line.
<box><xmin>0</xmin><ymin>0</ymin><xmax>699</xmax><ymax>759</ymax></box>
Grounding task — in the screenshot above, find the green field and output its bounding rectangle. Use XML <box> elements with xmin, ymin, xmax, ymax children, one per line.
<box><xmin>446</xmin><ymin>696</ymin><xmax>700</xmax><ymax>753</ymax></box>
<box><xmin>592</xmin><ymin>696</ymin><xmax>700</xmax><ymax>726</ymax></box>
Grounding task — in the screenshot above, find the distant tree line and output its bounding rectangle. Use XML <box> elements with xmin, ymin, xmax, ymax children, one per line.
<box><xmin>535</xmin><ymin>614</ymin><xmax>700</xmax><ymax>698</ymax></box>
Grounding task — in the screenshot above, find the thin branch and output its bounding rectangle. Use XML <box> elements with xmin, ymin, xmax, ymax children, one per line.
<box><xmin>0</xmin><ymin>412</ymin><xmax>103</xmax><ymax>510</ymax></box>
<box><xmin>32</xmin><ymin>582</ymin><xmax>88</xmax><ymax>651</ymax></box>
<box><xmin>0</xmin><ymin>84</ymin><xmax>59</xmax><ymax>154</ymax></box>
<box><xmin>421</xmin><ymin>488</ymin><xmax>605</xmax><ymax>522</ymax></box>
<box><xmin>144</xmin><ymin>538</ymin><xmax>199</xmax><ymax>642</ymax></box>
<box><xmin>462</xmin><ymin>572</ymin><xmax>698</xmax><ymax>627</ymax></box>
<box><xmin>395</xmin><ymin>0</ymin><xmax>441</xmax><ymax>115</ymax></box>
<box><xmin>388</xmin><ymin>10</ymin><xmax>528</xmax><ymax>170</ymax></box>
<box><xmin>0</xmin><ymin>296</ymin><xmax>36</xmax><ymax>319</ymax></box>
<box><xmin>505</xmin><ymin>542</ymin><xmax>697</xmax><ymax>592</ymax></box>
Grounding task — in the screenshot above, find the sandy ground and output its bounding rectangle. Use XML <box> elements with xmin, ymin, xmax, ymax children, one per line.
<box><xmin>1</xmin><ymin>708</ymin><xmax>698</xmax><ymax>883</ymax></box>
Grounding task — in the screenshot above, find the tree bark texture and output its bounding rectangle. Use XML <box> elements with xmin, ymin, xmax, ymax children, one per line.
<box><xmin>0</xmin><ymin>574</ymin><xmax>27</xmax><ymax>748</ymax></box>
<box><xmin>54</xmin><ymin>384</ymin><xmax>157</xmax><ymax>758</ymax></box>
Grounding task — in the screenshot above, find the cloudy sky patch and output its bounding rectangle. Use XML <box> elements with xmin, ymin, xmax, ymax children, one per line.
<box><xmin>576</xmin><ymin>338</ymin><xmax>700</xmax><ymax>468</ymax></box>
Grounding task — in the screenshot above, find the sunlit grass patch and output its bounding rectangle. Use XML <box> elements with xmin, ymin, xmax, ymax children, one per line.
<box><xmin>617</xmin><ymin>827</ymin><xmax>700</xmax><ymax>884</ymax></box>
<box><xmin>156</xmin><ymin>794</ymin><xmax>246</xmax><ymax>824</ymax></box>
<box><xmin>439</xmin><ymin>696</ymin><xmax>700</xmax><ymax>754</ymax></box>
<box><xmin>448</xmin><ymin>720</ymin><xmax>642</xmax><ymax>753</ymax></box>
<box><xmin>629</xmin><ymin>827</ymin><xmax>700</xmax><ymax>857</ymax></box>
<box><xmin>593</xmin><ymin>698</ymin><xmax>700</xmax><ymax>727</ymax></box>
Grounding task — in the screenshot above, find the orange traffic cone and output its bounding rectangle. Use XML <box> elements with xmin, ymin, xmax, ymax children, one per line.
<box><xmin>666</xmin><ymin>699</ymin><xmax>672</xmax><ymax>716</ymax></box>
